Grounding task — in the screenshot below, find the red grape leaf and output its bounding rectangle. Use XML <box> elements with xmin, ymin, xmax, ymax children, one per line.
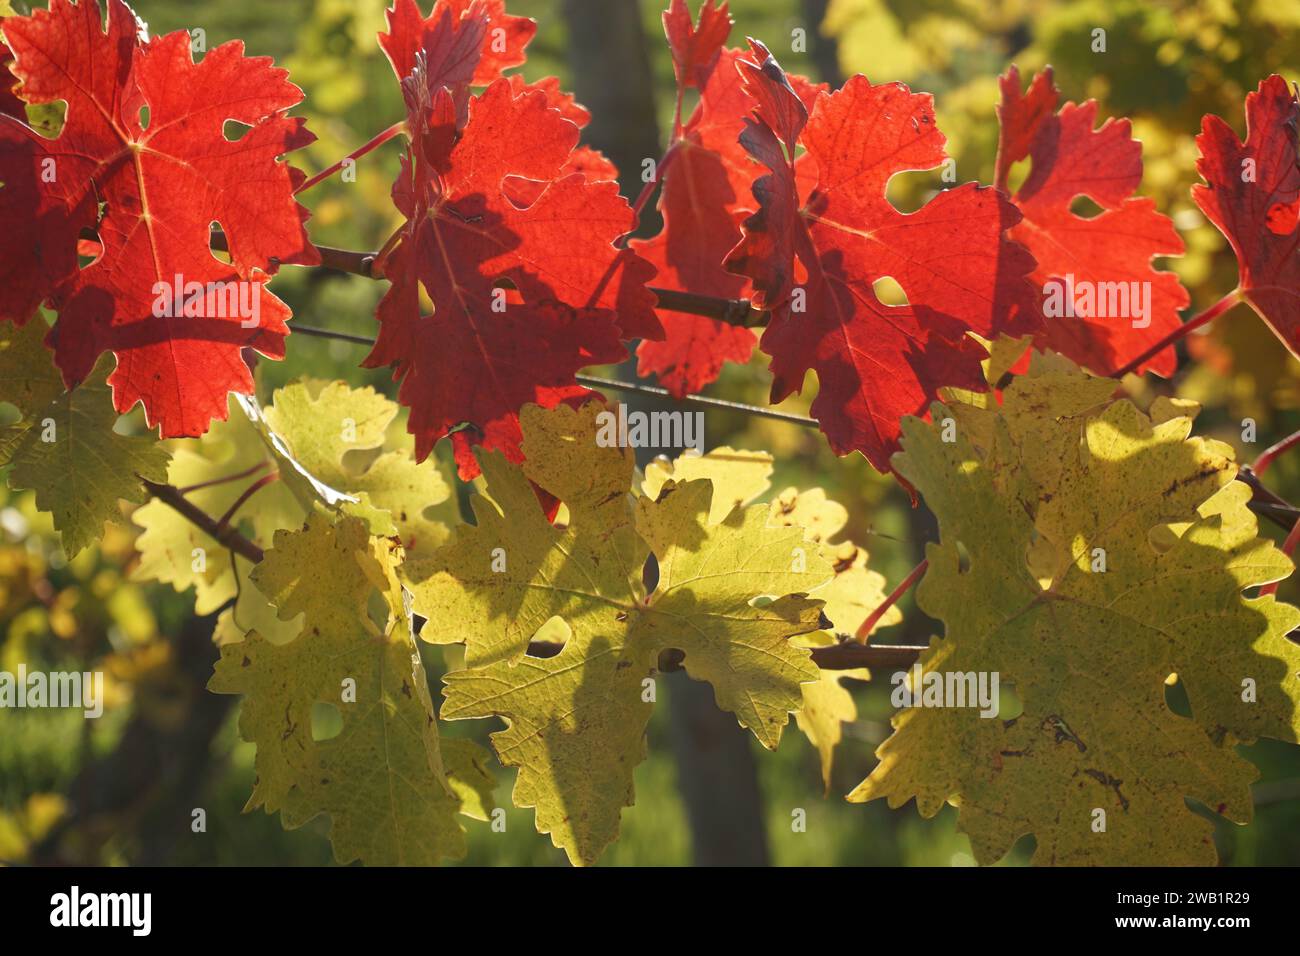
<box><xmin>663</xmin><ymin>0</ymin><xmax>731</xmax><ymax>90</ymax></box>
<box><xmin>634</xmin><ymin>42</ymin><xmax>823</xmax><ymax>396</ymax></box>
<box><xmin>379</xmin><ymin>0</ymin><xmax>534</xmax><ymax>88</ymax></box>
<box><xmin>0</xmin><ymin>37</ymin><xmax>21</xmax><ymax>120</ymax></box>
<box><xmin>508</xmin><ymin>74</ymin><xmax>588</xmax><ymax>127</ymax></box>
<box><xmin>365</xmin><ymin>73</ymin><xmax>658</xmax><ymax>476</ymax></box>
<box><xmin>383</xmin><ymin>0</ymin><xmax>489</xmax><ymax>129</ymax></box>
<box><xmin>1193</xmin><ymin>74</ymin><xmax>1300</xmax><ymax>352</ymax></box>
<box><xmin>996</xmin><ymin>66</ymin><xmax>1188</xmax><ymax>377</ymax></box>
<box><xmin>0</xmin><ymin>0</ymin><xmax>317</xmax><ymax>438</ymax></box>
<box><xmin>724</xmin><ymin>45</ymin><xmax>1039</xmax><ymax>472</ymax></box>
<box><xmin>501</xmin><ymin>74</ymin><xmax>617</xmax><ymax>206</ymax></box>
<box><xmin>993</xmin><ymin>65</ymin><xmax>1056</xmax><ymax>189</ymax></box>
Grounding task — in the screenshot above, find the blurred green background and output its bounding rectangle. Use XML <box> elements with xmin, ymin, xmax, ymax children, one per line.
<box><xmin>3</xmin><ymin>0</ymin><xmax>1300</xmax><ymax>866</ymax></box>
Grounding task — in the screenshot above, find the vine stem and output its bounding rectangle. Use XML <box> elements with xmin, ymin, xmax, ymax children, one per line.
<box><xmin>855</xmin><ymin>559</ymin><xmax>928</xmax><ymax>643</ymax></box>
<box><xmin>525</xmin><ymin>638</ymin><xmax>927</xmax><ymax>671</ymax></box>
<box><xmin>1261</xmin><ymin>520</ymin><xmax>1300</xmax><ymax>597</ymax></box>
<box><xmin>1110</xmin><ymin>289</ymin><xmax>1243</xmax><ymax>378</ymax></box>
<box><xmin>140</xmin><ymin>478</ymin><xmax>921</xmax><ymax>671</ymax></box>
<box><xmin>139</xmin><ymin>479</ymin><xmax>265</xmax><ymax>564</ymax></box>
<box><xmin>1236</xmin><ymin>468</ymin><xmax>1300</xmax><ymax>532</ymax></box>
<box><xmin>288</xmin><ymin>323</ymin><xmax>815</xmax><ymax>425</ymax></box>
<box><xmin>619</xmin><ymin>140</ymin><xmax>679</xmax><ymax>247</ymax></box>
<box><xmin>177</xmin><ymin>460</ymin><xmax>270</xmax><ymax>494</ymax></box>
<box><xmin>295</xmin><ymin>121</ymin><xmax>407</xmax><ymax>195</ymax></box>
<box><xmin>1253</xmin><ymin>428</ymin><xmax>1300</xmax><ymax>476</ymax></box>
<box><xmin>225</xmin><ymin>231</ymin><xmax>764</xmax><ymax>326</ymax></box>
<box><xmin>214</xmin><ymin>472</ymin><xmax>281</xmax><ymax>534</ymax></box>
<box><xmin>811</xmin><ymin>642</ymin><xmax>927</xmax><ymax>670</ymax></box>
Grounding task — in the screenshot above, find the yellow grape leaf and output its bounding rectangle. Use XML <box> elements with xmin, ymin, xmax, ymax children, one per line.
<box><xmin>984</xmin><ymin>333</ymin><xmax>1033</xmax><ymax>386</ymax></box>
<box><xmin>261</xmin><ymin>380</ymin><xmax>453</xmax><ymax>556</ymax></box>
<box><xmin>0</xmin><ymin>321</ymin><xmax>169</xmax><ymax>557</ymax></box>
<box><xmin>642</xmin><ymin>449</ymin><xmax>899</xmax><ymax>793</ymax></box>
<box><xmin>132</xmin><ymin>395</ymin><xmax>301</xmax><ymax>645</ymax></box>
<box><xmin>134</xmin><ymin>381</ymin><xmax>454</xmax><ymax>646</ymax></box>
<box><xmin>769</xmin><ymin>486</ymin><xmax>898</xmax><ymax>793</ymax></box>
<box><xmin>642</xmin><ymin>447</ymin><xmax>774</xmax><ymax>524</ymax></box>
<box><xmin>849</xmin><ymin>355</ymin><xmax>1300</xmax><ymax>865</ymax></box>
<box><xmin>794</xmin><ymin>662</ymin><xmax>871</xmax><ymax>795</ymax></box>
<box><xmin>209</xmin><ymin>513</ymin><xmax>466</xmax><ymax>866</ymax></box>
<box><xmin>441</xmin><ymin>738</ymin><xmax>497</xmax><ymax>822</ymax></box>
<box><xmin>411</xmin><ymin>402</ymin><xmax>831</xmax><ymax>865</ymax></box>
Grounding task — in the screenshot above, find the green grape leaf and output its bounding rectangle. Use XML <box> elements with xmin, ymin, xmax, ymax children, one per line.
<box><xmin>209</xmin><ymin>512</ymin><xmax>466</xmax><ymax>866</ymax></box>
<box><xmin>0</xmin><ymin>321</ymin><xmax>169</xmax><ymax>557</ymax></box>
<box><xmin>132</xmin><ymin>394</ymin><xmax>302</xmax><ymax>645</ymax></box>
<box><xmin>849</xmin><ymin>353</ymin><xmax>1300</xmax><ymax>865</ymax></box>
<box><xmin>769</xmin><ymin>486</ymin><xmax>899</xmax><ymax>792</ymax></box>
<box><xmin>134</xmin><ymin>380</ymin><xmax>454</xmax><ymax>647</ymax></box>
<box><xmin>410</xmin><ymin>401</ymin><xmax>831</xmax><ymax>865</ymax></box>
<box><xmin>441</xmin><ymin>737</ymin><xmax>497</xmax><ymax>823</ymax></box>
<box><xmin>261</xmin><ymin>379</ymin><xmax>453</xmax><ymax>556</ymax></box>
<box><xmin>642</xmin><ymin>446</ymin><xmax>775</xmax><ymax>524</ymax></box>
<box><xmin>644</xmin><ymin>448</ymin><xmax>898</xmax><ymax>791</ymax></box>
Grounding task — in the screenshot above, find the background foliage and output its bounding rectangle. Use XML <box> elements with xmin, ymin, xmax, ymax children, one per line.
<box><xmin>2</xmin><ymin>0</ymin><xmax>1300</xmax><ymax>866</ymax></box>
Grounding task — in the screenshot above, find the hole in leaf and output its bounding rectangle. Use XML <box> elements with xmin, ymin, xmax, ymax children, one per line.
<box><xmin>642</xmin><ymin>552</ymin><xmax>660</xmax><ymax>593</ymax></box>
<box><xmin>997</xmin><ymin>682</ymin><xmax>1024</xmax><ymax>720</ymax></box>
<box><xmin>223</xmin><ymin>119</ymin><xmax>253</xmax><ymax>142</ymax></box>
<box><xmin>311</xmin><ymin>702</ymin><xmax>343</xmax><ymax>741</ymax></box>
<box><xmin>872</xmin><ymin>275</ymin><xmax>909</xmax><ymax>306</ymax></box>
<box><xmin>524</xmin><ymin>616</ymin><xmax>571</xmax><ymax>658</ymax></box>
<box><xmin>954</xmin><ymin>540</ymin><xmax>972</xmax><ymax>573</ymax></box>
<box><xmin>1069</xmin><ymin>195</ymin><xmax>1105</xmax><ymax>219</ymax></box>
<box><xmin>884</xmin><ymin>169</ymin><xmax>937</xmax><ymax>213</ymax></box>
<box><xmin>1001</xmin><ymin>157</ymin><xmax>1031</xmax><ymax>195</ymax></box>
<box><xmin>138</xmin><ymin>105</ymin><xmax>150</xmax><ymax>130</ymax></box>
<box><xmin>77</xmin><ymin>228</ymin><xmax>103</xmax><ymax>269</ymax></box>
<box><xmin>27</xmin><ymin>100</ymin><xmax>67</xmax><ymax>139</ymax></box>
<box><xmin>417</xmin><ymin>282</ymin><xmax>435</xmax><ymax>315</ymax></box>
<box><xmin>1164</xmin><ymin>673</ymin><xmax>1192</xmax><ymax>718</ymax></box>
<box><xmin>793</xmin><ymin>255</ymin><xmax>809</xmax><ymax>286</ymax></box>
<box><xmin>208</xmin><ymin>222</ymin><xmax>231</xmax><ymax>263</ymax></box>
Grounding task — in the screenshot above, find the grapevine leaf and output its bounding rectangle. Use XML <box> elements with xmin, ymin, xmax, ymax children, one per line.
<box><xmin>209</xmin><ymin>513</ymin><xmax>467</xmax><ymax>866</ymax></box>
<box><xmin>0</xmin><ymin>1</ymin><xmax>20</xmax><ymax>121</ymax></box>
<box><xmin>1193</xmin><ymin>75</ymin><xmax>1300</xmax><ymax>352</ymax></box>
<box><xmin>367</xmin><ymin>68</ymin><xmax>658</xmax><ymax>476</ymax></box>
<box><xmin>410</xmin><ymin>401</ymin><xmax>830</xmax><ymax>864</ymax></box>
<box><xmin>500</xmin><ymin>74</ymin><xmax>618</xmax><ymax>202</ymax></box>
<box><xmin>0</xmin><ymin>0</ymin><xmax>318</xmax><ymax>437</ymax></box>
<box><xmin>0</xmin><ymin>319</ymin><xmax>169</xmax><ymax>557</ymax></box>
<box><xmin>849</xmin><ymin>353</ymin><xmax>1300</xmax><ymax>865</ymax></box>
<box><xmin>770</xmin><ymin>486</ymin><xmax>897</xmax><ymax>792</ymax></box>
<box><xmin>662</xmin><ymin>0</ymin><xmax>731</xmax><ymax>90</ymax></box>
<box><xmin>633</xmin><ymin>45</ymin><xmax>822</xmax><ymax>396</ymax></box>
<box><xmin>131</xmin><ymin>395</ymin><xmax>302</xmax><ymax>645</ymax></box>
<box><xmin>261</xmin><ymin>380</ymin><xmax>453</xmax><ymax>556</ymax></box>
<box><xmin>441</xmin><ymin>737</ymin><xmax>497</xmax><ymax>822</ymax></box>
<box><xmin>642</xmin><ymin>445</ymin><xmax>774</xmax><ymax>524</ymax></box>
<box><xmin>996</xmin><ymin>67</ymin><xmax>1188</xmax><ymax>377</ymax></box>
<box><xmin>643</xmin><ymin>448</ymin><xmax>898</xmax><ymax>790</ymax></box>
<box><xmin>724</xmin><ymin>44</ymin><xmax>1040</xmax><ymax>472</ymax></box>
<box><xmin>134</xmin><ymin>380</ymin><xmax>455</xmax><ymax>646</ymax></box>
<box><xmin>379</xmin><ymin>0</ymin><xmax>535</xmax><ymax>88</ymax></box>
